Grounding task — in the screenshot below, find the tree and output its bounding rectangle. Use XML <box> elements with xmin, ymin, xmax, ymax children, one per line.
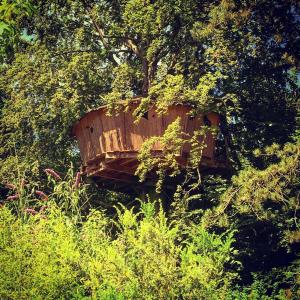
<box><xmin>1</xmin><ymin>0</ymin><xmax>298</xmax><ymax>179</ymax></box>
<box><xmin>0</xmin><ymin>0</ymin><xmax>299</xmax><ymax>296</ymax></box>
<box><xmin>0</xmin><ymin>0</ymin><xmax>35</xmax><ymax>63</ymax></box>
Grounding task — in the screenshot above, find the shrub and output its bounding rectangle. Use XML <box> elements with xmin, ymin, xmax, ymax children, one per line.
<box><xmin>0</xmin><ymin>205</ymin><xmax>80</xmax><ymax>299</ymax></box>
<box><xmin>0</xmin><ymin>198</ymin><xmax>239</xmax><ymax>299</ymax></box>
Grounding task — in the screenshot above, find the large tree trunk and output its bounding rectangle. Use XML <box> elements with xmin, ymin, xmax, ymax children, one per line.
<box><xmin>141</xmin><ymin>60</ymin><xmax>157</xmax><ymax>96</ymax></box>
<box><xmin>141</xmin><ymin>60</ymin><xmax>149</xmax><ymax>96</ymax></box>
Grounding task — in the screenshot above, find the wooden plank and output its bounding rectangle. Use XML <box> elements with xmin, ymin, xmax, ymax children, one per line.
<box><xmin>99</xmin><ymin>161</ymin><xmax>138</xmax><ymax>176</ymax></box>
<box><xmin>123</xmin><ymin>103</ymin><xmax>136</xmax><ymax>151</ymax></box>
<box><xmin>86</xmin><ymin>153</ymin><xmax>105</xmax><ymax>165</ymax></box>
<box><xmin>73</xmin><ymin>125</ymin><xmax>88</xmax><ymax>164</ymax></box>
<box><xmin>119</xmin><ymin>157</ymin><xmax>137</xmax><ymax>166</ymax></box>
<box><xmin>148</xmin><ymin>106</ymin><xmax>164</xmax><ymax>137</ymax></box>
<box><xmin>105</xmin><ymin>151</ymin><xmax>138</xmax><ymax>159</ymax></box>
<box><xmin>80</xmin><ymin>117</ymin><xmax>96</xmax><ymax>162</ymax></box>
<box><xmin>91</xmin><ymin>169</ymin><xmax>137</xmax><ymax>183</ymax></box>
<box><xmin>85</xmin><ymin>110</ymin><xmax>102</xmax><ymax>158</ymax></box>
<box><xmin>113</xmin><ymin>110</ymin><xmax>126</xmax><ymax>151</ymax></box>
<box><xmin>121</xmin><ymin>110</ymin><xmax>127</xmax><ymax>150</ymax></box>
<box><xmin>127</xmin><ymin>102</ymin><xmax>150</xmax><ymax>151</ymax></box>
<box><xmin>100</xmin><ymin>111</ymin><xmax>119</xmax><ymax>152</ymax></box>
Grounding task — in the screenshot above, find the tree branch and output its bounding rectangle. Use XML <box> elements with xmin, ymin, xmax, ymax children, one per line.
<box><xmin>124</xmin><ymin>38</ymin><xmax>144</xmax><ymax>59</ymax></box>
<box><xmin>81</xmin><ymin>0</ymin><xmax>149</xmax><ymax>93</ymax></box>
<box><xmin>80</xmin><ymin>0</ymin><xmax>119</xmax><ymax>66</ymax></box>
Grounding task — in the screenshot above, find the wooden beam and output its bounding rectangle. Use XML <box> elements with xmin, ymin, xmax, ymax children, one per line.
<box><xmin>99</xmin><ymin>162</ymin><xmax>138</xmax><ymax>176</ymax></box>
<box><xmin>91</xmin><ymin>169</ymin><xmax>138</xmax><ymax>183</ymax></box>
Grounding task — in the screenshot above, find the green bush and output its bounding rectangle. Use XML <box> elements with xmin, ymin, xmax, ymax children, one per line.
<box><xmin>1</xmin><ymin>166</ymin><xmax>298</xmax><ymax>299</ymax></box>
<box><xmin>0</xmin><ymin>199</ymin><xmax>239</xmax><ymax>299</ymax></box>
<box><xmin>0</xmin><ymin>205</ymin><xmax>80</xmax><ymax>299</ymax></box>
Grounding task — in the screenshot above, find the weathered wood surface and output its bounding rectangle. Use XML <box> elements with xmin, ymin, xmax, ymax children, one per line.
<box><xmin>72</xmin><ymin>100</ymin><xmax>228</xmax><ymax>186</ymax></box>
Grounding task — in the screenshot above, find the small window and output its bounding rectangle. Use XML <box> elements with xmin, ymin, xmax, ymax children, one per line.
<box><xmin>203</xmin><ymin>115</ymin><xmax>212</xmax><ymax>127</ymax></box>
<box><xmin>142</xmin><ymin>111</ymin><xmax>149</xmax><ymax>120</ymax></box>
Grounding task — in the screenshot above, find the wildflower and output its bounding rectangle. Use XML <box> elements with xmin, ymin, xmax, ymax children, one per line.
<box><xmin>5</xmin><ymin>183</ymin><xmax>16</xmax><ymax>190</ymax></box>
<box><xmin>35</xmin><ymin>190</ymin><xmax>49</xmax><ymax>201</ymax></box>
<box><xmin>39</xmin><ymin>205</ymin><xmax>48</xmax><ymax>213</ymax></box>
<box><xmin>73</xmin><ymin>172</ymin><xmax>81</xmax><ymax>189</ymax></box>
<box><xmin>25</xmin><ymin>208</ymin><xmax>37</xmax><ymax>215</ymax></box>
<box><xmin>44</xmin><ymin>168</ymin><xmax>61</xmax><ymax>181</ymax></box>
<box><xmin>6</xmin><ymin>194</ymin><xmax>19</xmax><ymax>201</ymax></box>
<box><xmin>20</xmin><ymin>179</ymin><xmax>26</xmax><ymax>189</ymax></box>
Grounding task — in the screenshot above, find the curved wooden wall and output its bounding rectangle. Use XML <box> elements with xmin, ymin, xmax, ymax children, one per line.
<box><xmin>72</xmin><ymin>101</ymin><xmax>222</xmax><ymax>186</ymax></box>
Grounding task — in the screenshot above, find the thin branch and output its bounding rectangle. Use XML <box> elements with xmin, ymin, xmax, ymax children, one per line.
<box><xmin>52</xmin><ymin>49</ymin><xmax>98</xmax><ymax>56</ymax></box>
<box><xmin>124</xmin><ymin>37</ymin><xmax>144</xmax><ymax>59</ymax></box>
<box><xmin>80</xmin><ymin>0</ymin><xmax>119</xmax><ymax>66</ymax></box>
<box><xmin>81</xmin><ymin>0</ymin><xmax>146</xmax><ymax>66</ymax></box>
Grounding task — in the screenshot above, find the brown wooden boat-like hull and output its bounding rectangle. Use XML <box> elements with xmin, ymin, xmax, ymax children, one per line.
<box><xmin>72</xmin><ymin>100</ymin><xmax>229</xmax><ymax>190</ymax></box>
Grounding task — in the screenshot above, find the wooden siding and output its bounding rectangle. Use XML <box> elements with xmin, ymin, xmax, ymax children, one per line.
<box><xmin>72</xmin><ymin>102</ymin><xmax>227</xmax><ymax>185</ymax></box>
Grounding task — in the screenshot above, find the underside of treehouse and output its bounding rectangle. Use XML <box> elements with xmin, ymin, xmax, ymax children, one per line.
<box><xmin>72</xmin><ymin>99</ymin><xmax>229</xmax><ymax>191</ymax></box>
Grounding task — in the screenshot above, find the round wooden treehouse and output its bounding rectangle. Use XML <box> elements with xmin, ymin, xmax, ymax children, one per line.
<box><xmin>72</xmin><ymin>99</ymin><xmax>229</xmax><ymax>191</ymax></box>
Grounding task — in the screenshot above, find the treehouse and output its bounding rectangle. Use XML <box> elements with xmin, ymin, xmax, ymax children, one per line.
<box><xmin>72</xmin><ymin>99</ymin><xmax>229</xmax><ymax>191</ymax></box>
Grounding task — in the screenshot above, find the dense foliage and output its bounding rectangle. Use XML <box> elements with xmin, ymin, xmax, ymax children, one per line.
<box><xmin>0</xmin><ymin>175</ymin><xmax>239</xmax><ymax>299</ymax></box>
<box><xmin>0</xmin><ymin>0</ymin><xmax>299</xmax><ymax>299</ymax></box>
<box><xmin>0</xmin><ymin>176</ymin><xmax>297</xmax><ymax>299</ymax></box>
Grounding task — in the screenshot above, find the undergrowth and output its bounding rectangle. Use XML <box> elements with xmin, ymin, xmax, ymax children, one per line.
<box><xmin>0</xmin><ymin>167</ymin><xmax>298</xmax><ymax>299</ymax></box>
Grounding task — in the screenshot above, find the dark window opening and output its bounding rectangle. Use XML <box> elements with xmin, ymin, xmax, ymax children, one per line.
<box><xmin>203</xmin><ymin>115</ymin><xmax>212</xmax><ymax>127</ymax></box>
<box><xmin>142</xmin><ymin>111</ymin><xmax>149</xmax><ymax>120</ymax></box>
